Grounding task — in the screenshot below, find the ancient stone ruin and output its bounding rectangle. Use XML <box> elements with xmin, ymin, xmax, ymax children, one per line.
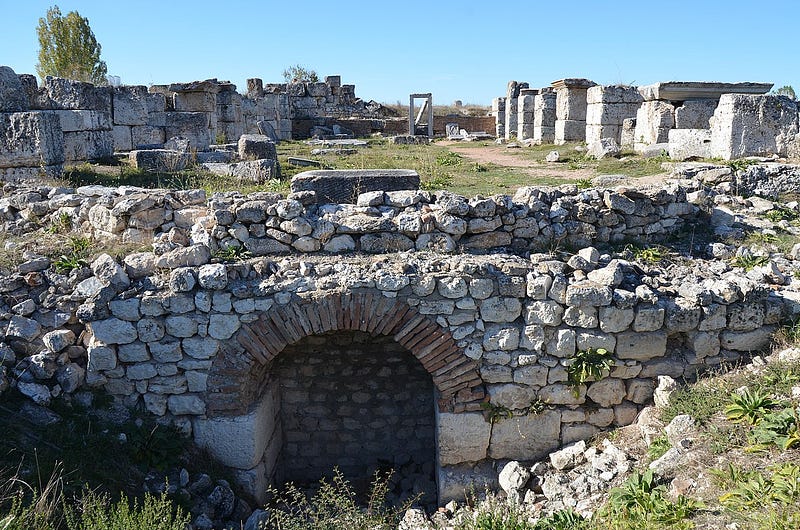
<box><xmin>494</xmin><ymin>78</ymin><xmax>800</xmax><ymax>160</ymax></box>
<box><xmin>3</xmin><ymin>63</ymin><xmax>800</xmax><ymax>527</ymax></box>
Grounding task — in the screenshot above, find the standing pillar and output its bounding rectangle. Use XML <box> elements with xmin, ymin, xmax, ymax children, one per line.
<box><xmin>533</xmin><ymin>88</ymin><xmax>556</xmax><ymax>144</ymax></box>
<box><xmin>517</xmin><ymin>88</ymin><xmax>538</xmax><ymax>141</ymax></box>
<box><xmin>552</xmin><ymin>78</ymin><xmax>596</xmax><ymax>144</ymax></box>
<box><xmin>504</xmin><ymin>80</ymin><xmax>528</xmax><ymax>140</ymax></box>
<box><xmin>492</xmin><ymin>97</ymin><xmax>506</xmax><ymax>138</ymax></box>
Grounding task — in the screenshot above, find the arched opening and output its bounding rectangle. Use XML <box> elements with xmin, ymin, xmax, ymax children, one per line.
<box><xmin>274</xmin><ymin>330</ymin><xmax>437</xmax><ymax>506</ymax></box>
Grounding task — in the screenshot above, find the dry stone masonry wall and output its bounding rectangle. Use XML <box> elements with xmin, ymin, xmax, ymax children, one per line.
<box><xmin>2</xmin><ymin>177</ymin><xmax>794</xmax><ymax>502</ymax></box>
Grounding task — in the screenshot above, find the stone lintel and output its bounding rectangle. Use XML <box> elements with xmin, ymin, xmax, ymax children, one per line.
<box><xmin>551</xmin><ymin>78</ymin><xmax>597</xmax><ymax>90</ymax></box>
<box><xmin>168</xmin><ymin>79</ymin><xmax>221</xmax><ymax>94</ymax></box>
<box><xmin>519</xmin><ymin>88</ymin><xmax>539</xmax><ymax>96</ymax></box>
<box><xmin>639</xmin><ymin>81</ymin><xmax>774</xmax><ymax>101</ymax></box>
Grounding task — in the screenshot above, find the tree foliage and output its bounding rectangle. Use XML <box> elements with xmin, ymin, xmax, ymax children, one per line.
<box><xmin>773</xmin><ymin>85</ymin><xmax>796</xmax><ymax>100</ymax></box>
<box><xmin>282</xmin><ymin>64</ymin><xmax>319</xmax><ymax>84</ymax></box>
<box><xmin>36</xmin><ymin>5</ymin><xmax>108</xmax><ymax>85</ymax></box>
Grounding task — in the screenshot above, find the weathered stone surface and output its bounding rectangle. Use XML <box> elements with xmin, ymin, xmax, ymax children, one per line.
<box><xmin>0</xmin><ymin>66</ymin><xmax>28</xmax><ymax>112</ymax></box>
<box><xmin>668</xmin><ymin>129</ymin><xmax>713</xmax><ymax>160</ymax></box>
<box><xmin>0</xmin><ymin>111</ymin><xmax>65</xmax><ymax>168</ymax></box>
<box><xmin>238</xmin><ymin>134</ymin><xmax>277</xmax><ymax>161</ymax></box>
<box><xmin>710</xmin><ymin>94</ymin><xmax>799</xmax><ymax>159</ymax></box>
<box><xmin>168</xmin><ymin>395</ymin><xmax>205</xmax><ymax>415</ymax></box>
<box><xmin>616</xmin><ymin>331</ymin><xmax>667</xmax><ymax>360</ymax></box>
<box><xmin>291</xmin><ymin>169</ymin><xmax>420</xmax><ymax>204</ymax></box>
<box><xmin>437</xmin><ymin>412</ymin><xmax>491</xmax><ymax>465</ymax></box>
<box><xmin>488</xmin><ymin>411</ymin><xmax>561</xmax><ymax>460</ymax></box>
<box><xmin>720</xmin><ymin>326</ymin><xmax>775</xmax><ymax>351</ymax></box>
<box><xmin>586</xmin><ymin>378</ymin><xmax>626</xmax><ymax>408</ymax></box>
<box><xmin>6</xmin><ymin>315</ymin><xmax>41</xmax><ymax>341</ymax></box>
<box><xmin>89</xmin><ymin>318</ymin><xmax>137</xmax><ymax>345</ymax></box>
<box><xmin>480</xmin><ymin>297</ymin><xmax>522</xmax><ymax>323</ymax></box>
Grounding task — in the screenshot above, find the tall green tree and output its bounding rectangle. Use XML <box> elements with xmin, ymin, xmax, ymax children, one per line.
<box><xmin>36</xmin><ymin>5</ymin><xmax>108</xmax><ymax>85</ymax></box>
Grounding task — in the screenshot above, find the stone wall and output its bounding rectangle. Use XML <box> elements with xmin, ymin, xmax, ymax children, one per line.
<box><xmin>276</xmin><ymin>330</ymin><xmax>436</xmax><ymax>502</ymax></box>
<box><xmin>585</xmin><ymin>85</ymin><xmax>643</xmax><ymax>146</ymax></box>
<box><xmin>1</xmin><ymin>178</ymin><xmax>794</xmax><ymax>503</ymax></box>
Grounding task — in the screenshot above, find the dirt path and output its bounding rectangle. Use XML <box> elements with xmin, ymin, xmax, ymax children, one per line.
<box><xmin>444</xmin><ymin>141</ymin><xmax>672</xmax><ymax>188</ymax></box>
<box><xmin>446</xmin><ymin>144</ymin><xmax>595</xmax><ymax>181</ymax></box>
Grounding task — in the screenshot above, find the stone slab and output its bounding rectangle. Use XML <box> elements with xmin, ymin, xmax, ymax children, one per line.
<box><xmin>291</xmin><ymin>169</ymin><xmax>420</xmax><ymax>204</ymax></box>
<box><xmin>638</xmin><ymin>81</ymin><xmax>773</xmax><ymax>101</ymax></box>
<box><xmin>669</xmin><ymin>129</ymin><xmax>713</xmax><ymax>160</ymax></box>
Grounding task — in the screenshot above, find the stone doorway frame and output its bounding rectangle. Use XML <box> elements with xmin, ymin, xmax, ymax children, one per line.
<box><xmin>409</xmin><ymin>93</ymin><xmax>434</xmax><ymax>137</ymax></box>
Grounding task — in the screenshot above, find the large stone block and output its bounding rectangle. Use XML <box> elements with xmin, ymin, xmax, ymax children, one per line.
<box><xmin>0</xmin><ymin>111</ymin><xmax>65</xmax><ymax>168</ymax></box>
<box><xmin>132</xmin><ymin>125</ymin><xmax>165</xmax><ymax>148</ymax></box>
<box><xmin>633</xmin><ymin>101</ymin><xmax>674</xmax><ymax>146</ymax></box>
<box><xmin>674</xmin><ymin>99</ymin><xmax>717</xmax><ymax>129</ymax></box>
<box><xmin>555</xmin><ymin>119</ymin><xmax>586</xmax><ymax>144</ymax></box>
<box><xmin>291</xmin><ymin>169</ymin><xmax>420</xmax><ymax>204</ymax></box>
<box><xmin>113</xmin><ymin>85</ymin><xmax>149</xmax><ymax>126</ymax></box>
<box><xmin>616</xmin><ymin>331</ymin><xmax>667</xmax><ymax>360</ymax></box>
<box><xmin>174</xmin><ymin>90</ymin><xmax>217</xmax><ymax>112</ymax></box>
<box><xmin>437</xmin><ymin>411</ymin><xmax>491</xmax><ymax>465</ymax></box>
<box><xmin>129</xmin><ymin>149</ymin><xmax>190</xmax><ymax>171</ymax></box>
<box><xmin>488</xmin><ymin>410</ymin><xmax>561</xmax><ymax>460</ymax></box>
<box><xmin>112</xmin><ymin>125</ymin><xmax>133</xmax><ymax>151</ymax></box>
<box><xmin>42</xmin><ymin>77</ymin><xmax>112</xmax><ymax>111</ymax></box>
<box><xmin>193</xmin><ymin>391</ymin><xmax>279</xmax><ymax>469</ymax></box>
<box><xmin>586</xmin><ymin>85</ymin><xmax>643</xmax><ymax>105</ymax></box>
<box><xmin>47</xmin><ymin>110</ymin><xmax>111</xmax><ymax>132</ymax></box>
<box><xmin>710</xmin><ymin>94</ymin><xmax>799</xmax><ymax>159</ymax></box>
<box><xmin>585</xmin><ymin>124</ymin><xmax>621</xmax><ymax>145</ymax></box>
<box><xmin>63</xmin><ymin>130</ymin><xmax>113</xmax><ymax>162</ymax></box>
<box><xmin>0</xmin><ymin>66</ymin><xmax>28</xmax><ymax>112</ymax></box>
<box><xmin>668</xmin><ymin>129</ymin><xmax>713</xmax><ymax>160</ymax></box>
<box><xmin>164</xmin><ymin>112</ymin><xmax>212</xmax><ymax>149</ymax></box>
<box><xmin>238</xmin><ymin>134</ymin><xmax>277</xmax><ymax>160</ymax></box>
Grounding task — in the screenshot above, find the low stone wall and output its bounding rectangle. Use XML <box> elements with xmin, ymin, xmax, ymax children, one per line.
<box><xmin>0</xmin><ymin>182</ymin><xmax>699</xmax><ymax>258</ymax></box>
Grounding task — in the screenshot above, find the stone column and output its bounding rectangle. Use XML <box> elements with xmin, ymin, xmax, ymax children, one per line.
<box><xmin>552</xmin><ymin>78</ymin><xmax>596</xmax><ymax>144</ymax></box>
<box><xmin>216</xmin><ymin>83</ymin><xmax>243</xmax><ymax>143</ymax></box>
<box><xmin>533</xmin><ymin>88</ymin><xmax>556</xmax><ymax>144</ymax></box>
<box><xmin>517</xmin><ymin>88</ymin><xmax>538</xmax><ymax>141</ymax></box>
<box><xmin>633</xmin><ymin>100</ymin><xmax>674</xmax><ymax>152</ymax></box>
<box><xmin>492</xmin><ymin>97</ymin><xmax>506</xmax><ymax>138</ymax></box>
<box><xmin>504</xmin><ymin>81</ymin><xmax>528</xmax><ymax>140</ymax></box>
<box><xmin>585</xmin><ymin>85</ymin><xmax>643</xmax><ymax>146</ymax></box>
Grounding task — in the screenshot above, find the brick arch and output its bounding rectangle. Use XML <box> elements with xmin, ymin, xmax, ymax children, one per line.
<box><xmin>205</xmin><ymin>290</ymin><xmax>485</xmax><ymax>415</ymax></box>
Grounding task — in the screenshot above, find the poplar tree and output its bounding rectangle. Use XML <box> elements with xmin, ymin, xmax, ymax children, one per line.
<box><xmin>36</xmin><ymin>5</ymin><xmax>108</xmax><ymax>85</ymax></box>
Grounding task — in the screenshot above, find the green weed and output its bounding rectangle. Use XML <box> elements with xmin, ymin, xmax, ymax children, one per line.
<box><xmin>566</xmin><ymin>348</ymin><xmax>615</xmax><ymax>397</ymax></box>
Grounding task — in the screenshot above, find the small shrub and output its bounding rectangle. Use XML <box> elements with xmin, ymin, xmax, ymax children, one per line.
<box><xmin>532</xmin><ymin>509</ymin><xmax>586</xmax><ymax>530</ymax></box>
<box><xmin>646</xmin><ymin>435</ymin><xmax>671</xmax><ymax>462</ymax></box>
<box><xmin>731</xmin><ymin>254</ymin><xmax>770</xmax><ymax>271</ymax></box>
<box><xmin>265</xmin><ymin>468</ymin><xmax>410</xmax><ymax>530</ymax></box>
<box><xmin>457</xmin><ymin>494</ymin><xmax>536</xmax><ymax>530</ymax></box>
<box><xmin>575</xmin><ymin>178</ymin><xmax>593</xmax><ymax>189</ymax></box>
<box><xmin>566</xmin><ymin>348</ymin><xmax>615</xmax><ymax>396</ymax></box>
<box><xmin>436</xmin><ymin>151</ymin><xmax>462</xmax><ymax>167</ymax></box>
<box><xmin>724</xmin><ymin>388</ymin><xmax>779</xmax><ymax>425</ymax></box>
<box><xmin>480</xmin><ymin>402</ymin><xmax>513</xmax><ymax>424</ymax></box>
<box><xmin>213</xmin><ymin>245</ymin><xmax>252</xmax><ymax>263</ymax></box>
<box><xmin>65</xmin><ymin>489</ymin><xmax>188</xmax><ymax>530</ymax></box>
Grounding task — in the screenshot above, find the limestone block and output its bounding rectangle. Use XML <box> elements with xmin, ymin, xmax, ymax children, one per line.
<box><xmin>112</xmin><ymin>86</ymin><xmax>148</xmax><ymax>125</ymax></box>
<box><xmin>546</xmin><ymin>328</ymin><xmax>576</xmax><ymax>358</ymax></box>
<box><xmin>633</xmin><ymin>305</ymin><xmax>666</xmax><ymax>331</ymax></box>
<box><xmin>668</xmin><ymin>129</ymin><xmax>713</xmax><ymax>160</ymax></box>
<box><xmin>576</xmin><ymin>330</ymin><xmax>616</xmax><ymax>352</ymax></box>
<box><xmin>556</xmin><ymin>88</ymin><xmax>590</xmax><ymax>121</ymax></box>
<box><xmin>63</xmin><ymin>130</ymin><xmax>113</xmax><ymax>162</ymax></box>
<box><xmin>174</xmin><ymin>90</ymin><xmax>216</xmax><ymax>112</ymax></box>
<box><xmin>587</xmin><ymin>102</ymin><xmax>645</xmax><ymax>127</ymax></box>
<box><xmin>586</xmin><ymin>378</ymin><xmax>626</xmax><ymax>407</ymax></box>
<box><xmin>132</xmin><ymin>126</ymin><xmax>165</xmax><ymax>148</ymax></box>
<box><xmin>194</xmin><ymin>392</ymin><xmax>278</xmax><ymax>468</ymax></box>
<box><xmin>488</xmin><ymin>410</ymin><xmax>561</xmax><ymax>460</ymax></box>
<box><xmin>164</xmin><ymin>112</ymin><xmax>212</xmax><ymax>149</ymax></box>
<box><xmin>633</xmin><ymin>101</ymin><xmax>674</xmax><ymax>146</ymax></box>
<box><xmin>438</xmin><ymin>462</ymin><xmax>496</xmax><ymax>504</ymax></box>
<box><xmin>480</xmin><ymin>297</ymin><xmax>522</xmax><ymax>323</ymax></box>
<box><xmin>46</xmin><ymin>110</ymin><xmax>111</xmax><ymax>132</ymax></box>
<box><xmin>0</xmin><ymin>66</ymin><xmax>28</xmax><ymax>111</ymax></box>
<box><xmin>539</xmin><ymin>383</ymin><xmax>585</xmax><ymax>405</ymax></box>
<box><xmin>615</xmin><ymin>331</ymin><xmax>667</xmax><ymax>360</ymax></box>
<box><xmin>42</xmin><ymin>77</ymin><xmax>112</xmax><ymax>111</ymax></box>
<box><xmin>437</xmin><ymin>412</ymin><xmax>491</xmax><ymax>465</ymax></box>
<box><xmin>168</xmin><ymin>395</ymin><xmax>206</xmax><ymax>415</ymax></box>
<box><xmin>586</xmin><ymin>85</ymin><xmax>643</xmax><ymax>105</ymax></box>
<box><xmin>719</xmin><ymin>326</ymin><xmax>776</xmax><ymax>351</ymax></box>
<box><xmin>129</xmin><ymin>149</ymin><xmax>190</xmax><ymax>172</ymax></box>
<box><xmin>89</xmin><ymin>318</ymin><xmax>137</xmax><ymax>345</ymax></box>
<box><xmin>0</xmin><ymin>111</ymin><xmax>65</xmax><ymax>168</ymax></box>
<box><xmin>113</xmin><ymin>125</ymin><xmax>133</xmax><ymax>151</ymax></box>
<box><xmin>524</xmin><ymin>300</ymin><xmax>564</xmax><ymax>326</ymax></box>
<box><xmin>710</xmin><ymin>94</ymin><xmax>799</xmax><ymax>159</ymax></box>
<box><xmin>674</xmin><ymin>99</ymin><xmax>717</xmax><ymax>129</ymax></box>
<box><xmin>555</xmin><ymin>119</ymin><xmax>586</xmax><ymax>144</ymax></box>
<box><xmin>585</xmin><ymin>124</ymin><xmax>622</xmax><ymax>145</ymax></box>
<box><xmin>238</xmin><ymin>134</ymin><xmax>277</xmax><ymax>161</ymax></box>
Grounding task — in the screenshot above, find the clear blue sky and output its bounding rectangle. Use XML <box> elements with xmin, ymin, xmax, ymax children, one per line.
<box><xmin>2</xmin><ymin>0</ymin><xmax>798</xmax><ymax>105</ymax></box>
